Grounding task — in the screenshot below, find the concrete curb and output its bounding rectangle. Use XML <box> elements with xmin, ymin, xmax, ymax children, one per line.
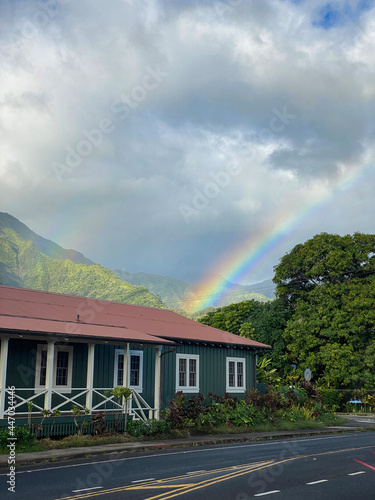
<box><xmin>0</xmin><ymin>426</ymin><xmax>367</xmax><ymax>468</ymax></box>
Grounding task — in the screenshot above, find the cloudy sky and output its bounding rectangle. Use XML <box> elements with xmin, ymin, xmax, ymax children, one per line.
<box><xmin>1</xmin><ymin>0</ymin><xmax>375</xmax><ymax>288</ymax></box>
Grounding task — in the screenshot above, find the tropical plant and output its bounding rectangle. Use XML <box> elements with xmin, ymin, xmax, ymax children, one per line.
<box><xmin>111</xmin><ymin>386</ymin><xmax>132</xmax><ymax>433</ymax></box>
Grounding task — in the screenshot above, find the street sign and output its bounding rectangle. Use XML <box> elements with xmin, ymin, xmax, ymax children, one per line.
<box><xmin>304</xmin><ymin>368</ymin><xmax>312</xmax><ymax>382</ymax></box>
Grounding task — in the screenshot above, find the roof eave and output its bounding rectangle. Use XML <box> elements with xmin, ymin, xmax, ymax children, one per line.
<box><xmin>0</xmin><ymin>328</ymin><xmax>175</xmax><ymax>346</ymax></box>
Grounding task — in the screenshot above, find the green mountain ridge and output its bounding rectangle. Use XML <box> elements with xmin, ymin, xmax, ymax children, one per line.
<box><xmin>114</xmin><ymin>270</ymin><xmax>272</xmax><ymax>313</ymax></box>
<box><xmin>0</xmin><ymin>212</ymin><xmax>94</xmax><ymax>265</ymax></box>
<box><xmin>0</xmin><ymin>212</ymin><xmax>273</xmax><ymax>313</ymax></box>
<box><xmin>0</xmin><ymin>216</ymin><xmax>165</xmax><ymax>308</ymax></box>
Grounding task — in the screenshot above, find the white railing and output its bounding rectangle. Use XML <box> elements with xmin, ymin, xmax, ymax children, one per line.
<box><xmin>0</xmin><ymin>387</ymin><xmax>156</xmax><ymax>422</ymax></box>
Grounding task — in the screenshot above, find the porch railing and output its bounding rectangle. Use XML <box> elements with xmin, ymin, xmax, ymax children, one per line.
<box><xmin>0</xmin><ymin>387</ymin><xmax>155</xmax><ymax>422</ymax></box>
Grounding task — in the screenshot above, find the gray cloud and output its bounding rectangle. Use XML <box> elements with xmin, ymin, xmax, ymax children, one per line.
<box><xmin>1</xmin><ymin>0</ymin><xmax>375</xmax><ymax>286</ymax></box>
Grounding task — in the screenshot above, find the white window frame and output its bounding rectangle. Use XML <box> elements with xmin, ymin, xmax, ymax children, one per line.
<box><xmin>226</xmin><ymin>357</ymin><xmax>246</xmax><ymax>393</ymax></box>
<box><xmin>176</xmin><ymin>353</ymin><xmax>199</xmax><ymax>393</ymax></box>
<box><xmin>114</xmin><ymin>349</ymin><xmax>143</xmax><ymax>392</ymax></box>
<box><xmin>35</xmin><ymin>344</ymin><xmax>73</xmax><ymax>394</ymax></box>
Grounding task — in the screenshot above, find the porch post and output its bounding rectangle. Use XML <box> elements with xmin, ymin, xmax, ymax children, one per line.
<box><xmin>44</xmin><ymin>341</ymin><xmax>55</xmax><ymax>410</ymax></box>
<box><xmin>123</xmin><ymin>343</ymin><xmax>129</xmax><ymax>387</ymax></box>
<box><xmin>85</xmin><ymin>344</ymin><xmax>95</xmax><ymax>413</ymax></box>
<box><xmin>154</xmin><ymin>345</ymin><xmax>162</xmax><ymax>420</ymax></box>
<box><xmin>122</xmin><ymin>343</ymin><xmax>129</xmax><ymax>425</ymax></box>
<box><xmin>0</xmin><ymin>337</ymin><xmax>9</xmax><ymax>419</ymax></box>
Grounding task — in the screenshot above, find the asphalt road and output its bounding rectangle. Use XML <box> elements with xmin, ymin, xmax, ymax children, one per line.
<box><xmin>1</xmin><ymin>432</ymin><xmax>374</xmax><ymax>499</ymax></box>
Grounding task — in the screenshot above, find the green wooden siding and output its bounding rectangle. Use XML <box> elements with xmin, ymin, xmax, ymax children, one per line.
<box><xmin>160</xmin><ymin>345</ymin><xmax>256</xmax><ymax>408</ymax></box>
<box><xmin>2</xmin><ymin>339</ymin><xmax>257</xmax><ymax>418</ymax></box>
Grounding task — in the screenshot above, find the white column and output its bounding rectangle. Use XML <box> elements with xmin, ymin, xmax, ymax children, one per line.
<box><xmin>154</xmin><ymin>346</ymin><xmax>162</xmax><ymax>420</ymax></box>
<box><xmin>0</xmin><ymin>337</ymin><xmax>9</xmax><ymax>419</ymax></box>
<box><xmin>122</xmin><ymin>343</ymin><xmax>129</xmax><ymax>420</ymax></box>
<box><xmin>122</xmin><ymin>343</ymin><xmax>129</xmax><ymax>387</ymax></box>
<box><xmin>44</xmin><ymin>341</ymin><xmax>55</xmax><ymax>410</ymax></box>
<box><xmin>85</xmin><ymin>344</ymin><xmax>95</xmax><ymax>412</ymax></box>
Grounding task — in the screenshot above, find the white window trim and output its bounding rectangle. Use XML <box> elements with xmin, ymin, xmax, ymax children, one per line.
<box><xmin>114</xmin><ymin>349</ymin><xmax>143</xmax><ymax>392</ymax></box>
<box><xmin>176</xmin><ymin>353</ymin><xmax>200</xmax><ymax>393</ymax></box>
<box><xmin>226</xmin><ymin>357</ymin><xmax>246</xmax><ymax>393</ymax></box>
<box><xmin>35</xmin><ymin>344</ymin><xmax>73</xmax><ymax>394</ymax></box>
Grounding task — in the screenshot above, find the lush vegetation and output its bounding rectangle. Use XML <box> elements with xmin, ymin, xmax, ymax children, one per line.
<box><xmin>0</xmin><ymin>227</ymin><xmax>165</xmax><ymax>308</ymax></box>
<box><xmin>162</xmin><ymin>387</ymin><xmax>344</xmax><ymax>434</ymax></box>
<box><xmin>274</xmin><ymin>232</ymin><xmax>375</xmax><ymax>388</ymax></box>
<box><xmin>0</xmin><ymin>384</ymin><xmax>347</xmax><ymax>455</ymax></box>
<box><xmin>0</xmin><ymin>212</ymin><xmax>93</xmax><ymax>265</ymax></box>
<box><xmin>199</xmin><ymin>232</ymin><xmax>375</xmax><ymax>389</ymax></box>
<box><xmin>198</xmin><ymin>299</ymin><xmax>291</xmax><ymax>378</ymax></box>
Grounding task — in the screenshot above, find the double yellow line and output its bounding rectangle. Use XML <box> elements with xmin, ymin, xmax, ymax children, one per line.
<box><xmin>57</xmin><ymin>460</ymin><xmax>273</xmax><ymax>500</ymax></box>
<box><xmin>56</xmin><ymin>443</ymin><xmax>375</xmax><ymax>500</ymax></box>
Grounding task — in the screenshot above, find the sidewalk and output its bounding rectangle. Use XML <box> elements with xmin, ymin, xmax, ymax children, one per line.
<box><xmin>1</xmin><ymin>422</ymin><xmax>370</xmax><ymax>468</ymax></box>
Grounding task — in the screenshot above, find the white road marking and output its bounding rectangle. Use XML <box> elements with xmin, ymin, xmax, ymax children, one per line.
<box><xmin>348</xmin><ymin>471</ymin><xmax>366</xmax><ymax>476</ymax></box>
<box><xmin>254</xmin><ymin>491</ymin><xmax>280</xmax><ymax>497</ymax></box>
<box><xmin>307</xmin><ymin>479</ymin><xmax>328</xmax><ymax>485</ymax></box>
<box><xmin>72</xmin><ymin>486</ymin><xmax>103</xmax><ymax>493</ymax></box>
<box><xmin>187</xmin><ymin>470</ymin><xmax>206</xmax><ymax>474</ymax></box>
<box><xmin>0</xmin><ymin>432</ymin><xmax>365</xmax><ymax>477</ymax></box>
<box><xmin>131</xmin><ymin>477</ymin><xmax>155</xmax><ymax>483</ymax></box>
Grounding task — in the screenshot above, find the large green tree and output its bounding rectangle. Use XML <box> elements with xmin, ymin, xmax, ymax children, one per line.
<box><xmin>274</xmin><ymin>232</ymin><xmax>375</xmax><ymax>388</ymax></box>
<box><xmin>274</xmin><ymin>232</ymin><xmax>375</xmax><ymax>309</ymax></box>
<box><xmin>198</xmin><ymin>299</ymin><xmax>291</xmax><ymax>376</ymax></box>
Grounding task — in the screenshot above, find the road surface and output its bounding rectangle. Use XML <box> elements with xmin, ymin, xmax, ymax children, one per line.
<box><xmin>1</xmin><ymin>431</ymin><xmax>374</xmax><ymax>499</ymax></box>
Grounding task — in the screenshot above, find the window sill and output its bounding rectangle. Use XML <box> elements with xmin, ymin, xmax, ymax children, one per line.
<box><xmin>176</xmin><ymin>387</ymin><xmax>200</xmax><ymax>393</ymax></box>
<box><xmin>34</xmin><ymin>387</ymin><xmax>73</xmax><ymax>394</ymax></box>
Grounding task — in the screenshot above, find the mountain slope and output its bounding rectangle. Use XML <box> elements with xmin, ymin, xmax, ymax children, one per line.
<box><xmin>242</xmin><ymin>279</ymin><xmax>275</xmax><ymax>299</ymax></box>
<box><xmin>0</xmin><ymin>226</ymin><xmax>165</xmax><ymax>308</ymax></box>
<box><xmin>114</xmin><ymin>269</ymin><xmax>271</xmax><ymax>312</ymax></box>
<box><xmin>0</xmin><ymin>212</ymin><xmax>94</xmax><ymax>265</ymax></box>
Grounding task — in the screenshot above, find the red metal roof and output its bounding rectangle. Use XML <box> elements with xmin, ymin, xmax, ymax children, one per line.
<box><xmin>0</xmin><ymin>286</ymin><xmax>271</xmax><ymax>349</ymax></box>
<box><xmin>0</xmin><ymin>316</ymin><xmax>173</xmax><ymax>344</ymax></box>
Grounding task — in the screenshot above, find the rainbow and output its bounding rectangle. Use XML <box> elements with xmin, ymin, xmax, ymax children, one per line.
<box><xmin>184</xmin><ymin>158</ymin><xmax>375</xmax><ymax>313</ymax></box>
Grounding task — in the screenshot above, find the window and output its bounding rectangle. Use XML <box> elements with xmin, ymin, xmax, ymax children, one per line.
<box><xmin>226</xmin><ymin>357</ymin><xmax>246</xmax><ymax>392</ymax></box>
<box><xmin>114</xmin><ymin>349</ymin><xmax>143</xmax><ymax>392</ymax></box>
<box><xmin>176</xmin><ymin>354</ymin><xmax>199</xmax><ymax>393</ymax></box>
<box><xmin>35</xmin><ymin>345</ymin><xmax>73</xmax><ymax>393</ymax></box>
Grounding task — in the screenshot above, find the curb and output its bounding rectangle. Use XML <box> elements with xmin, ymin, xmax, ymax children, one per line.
<box><xmin>0</xmin><ymin>427</ymin><xmax>366</xmax><ymax>468</ymax></box>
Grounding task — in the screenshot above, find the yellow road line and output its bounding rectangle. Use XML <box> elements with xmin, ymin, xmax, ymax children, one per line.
<box><xmin>55</xmin><ymin>444</ymin><xmax>375</xmax><ymax>500</ymax></box>
<box><xmin>144</xmin><ymin>444</ymin><xmax>375</xmax><ymax>500</ymax></box>
<box><xmin>56</xmin><ymin>461</ymin><xmax>272</xmax><ymax>500</ymax></box>
<box><xmin>144</xmin><ymin>463</ymin><xmax>279</xmax><ymax>500</ymax></box>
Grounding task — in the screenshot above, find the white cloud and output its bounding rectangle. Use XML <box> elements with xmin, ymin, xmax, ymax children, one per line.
<box><xmin>1</xmin><ymin>0</ymin><xmax>375</xmax><ymax>284</ymax></box>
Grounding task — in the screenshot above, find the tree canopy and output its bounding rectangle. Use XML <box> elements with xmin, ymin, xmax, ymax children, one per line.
<box><xmin>198</xmin><ymin>233</ymin><xmax>375</xmax><ymax>389</ymax></box>
<box><xmin>274</xmin><ymin>232</ymin><xmax>375</xmax><ymax>388</ymax></box>
<box><xmin>198</xmin><ymin>299</ymin><xmax>291</xmax><ymax>376</ymax></box>
<box><xmin>273</xmin><ymin>232</ymin><xmax>375</xmax><ymax>309</ymax></box>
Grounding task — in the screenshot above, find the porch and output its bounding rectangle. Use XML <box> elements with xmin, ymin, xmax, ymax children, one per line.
<box><xmin>0</xmin><ymin>336</ymin><xmax>163</xmax><ymax>434</ymax></box>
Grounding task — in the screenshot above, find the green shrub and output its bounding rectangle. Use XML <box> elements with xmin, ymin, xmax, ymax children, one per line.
<box><xmin>318</xmin><ymin>388</ymin><xmax>342</xmax><ymax>412</ymax></box>
<box><xmin>0</xmin><ymin>426</ymin><xmax>35</xmax><ymax>451</ymax></box>
<box><xmin>164</xmin><ymin>392</ymin><xmax>205</xmax><ymax>430</ymax></box>
<box><xmin>126</xmin><ymin>419</ymin><xmax>172</xmax><ymax>437</ymax></box>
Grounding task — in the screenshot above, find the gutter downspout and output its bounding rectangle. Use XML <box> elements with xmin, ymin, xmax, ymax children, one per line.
<box><xmin>159</xmin><ymin>346</ymin><xmax>177</xmax><ymax>414</ymax></box>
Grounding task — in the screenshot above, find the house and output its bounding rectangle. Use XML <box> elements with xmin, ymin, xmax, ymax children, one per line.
<box><xmin>0</xmin><ymin>286</ymin><xmax>271</xmax><ymax>435</ymax></box>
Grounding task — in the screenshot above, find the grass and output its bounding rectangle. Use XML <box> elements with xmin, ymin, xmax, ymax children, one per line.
<box><xmin>192</xmin><ymin>414</ymin><xmax>346</xmax><ymax>436</ymax></box>
<box><xmin>0</xmin><ymin>414</ymin><xmax>350</xmax><ymax>455</ymax></box>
